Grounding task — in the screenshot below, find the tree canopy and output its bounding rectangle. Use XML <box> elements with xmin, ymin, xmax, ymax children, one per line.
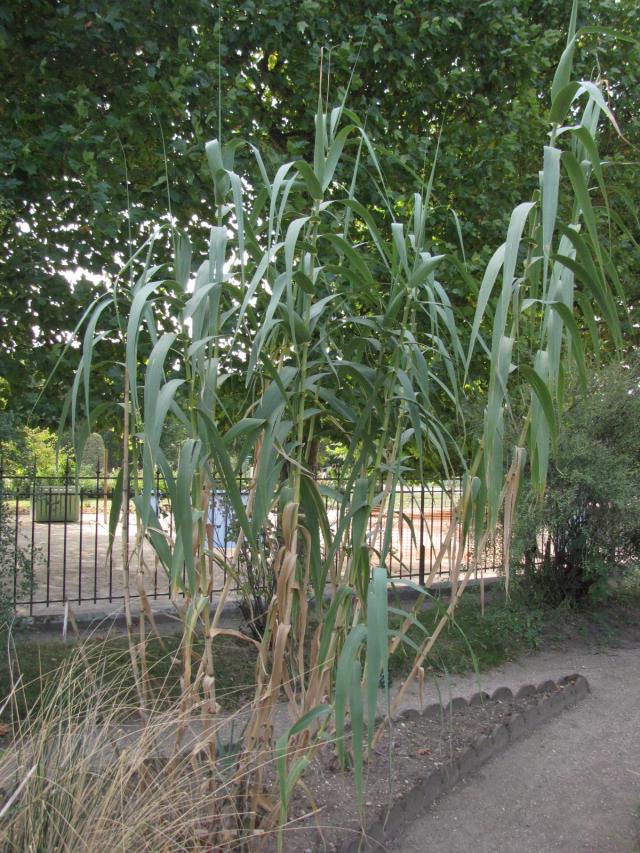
<box><xmin>1</xmin><ymin>0</ymin><xmax>638</xmax><ymax>424</ymax></box>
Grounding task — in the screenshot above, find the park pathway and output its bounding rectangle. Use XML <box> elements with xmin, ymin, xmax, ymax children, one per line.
<box><xmin>387</xmin><ymin>643</ymin><xmax>640</xmax><ymax>853</ymax></box>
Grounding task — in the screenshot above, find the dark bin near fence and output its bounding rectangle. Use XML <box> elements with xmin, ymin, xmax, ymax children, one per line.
<box><xmin>33</xmin><ymin>487</ymin><xmax>80</xmax><ymax>523</ymax></box>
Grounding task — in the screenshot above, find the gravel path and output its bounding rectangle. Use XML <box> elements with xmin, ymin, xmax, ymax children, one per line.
<box><xmin>386</xmin><ymin>644</ymin><xmax>640</xmax><ymax>853</ymax></box>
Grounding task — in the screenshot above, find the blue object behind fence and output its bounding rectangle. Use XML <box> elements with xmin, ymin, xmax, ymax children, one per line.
<box><xmin>208</xmin><ymin>491</ymin><xmax>248</xmax><ymax>549</ymax></box>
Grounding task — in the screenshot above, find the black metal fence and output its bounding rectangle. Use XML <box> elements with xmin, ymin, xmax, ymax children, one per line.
<box><xmin>1</xmin><ymin>464</ymin><xmax>503</xmax><ymax>614</ymax></box>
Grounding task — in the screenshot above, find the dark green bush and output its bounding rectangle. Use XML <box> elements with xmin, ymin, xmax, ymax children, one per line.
<box><xmin>0</xmin><ymin>495</ymin><xmax>33</xmax><ymax>634</ymax></box>
<box><xmin>513</xmin><ymin>356</ymin><xmax>640</xmax><ymax>604</ymax></box>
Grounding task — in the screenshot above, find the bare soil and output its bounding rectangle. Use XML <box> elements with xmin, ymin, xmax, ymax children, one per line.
<box><xmin>269</xmin><ymin>600</ymin><xmax>640</xmax><ymax>853</ymax></box>
<box><xmin>270</xmin><ymin>684</ymin><xmax>563</xmax><ymax>853</ymax></box>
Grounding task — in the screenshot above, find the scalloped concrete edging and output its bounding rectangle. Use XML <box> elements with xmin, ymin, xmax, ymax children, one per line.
<box><xmin>340</xmin><ymin>674</ymin><xmax>590</xmax><ymax>853</ymax></box>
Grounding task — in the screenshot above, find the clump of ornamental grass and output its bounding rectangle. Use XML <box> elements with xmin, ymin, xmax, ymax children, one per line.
<box><xmin>0</xmin><ymin>636</ymin><xmax>265</xmax><ymax>852</ymax></box>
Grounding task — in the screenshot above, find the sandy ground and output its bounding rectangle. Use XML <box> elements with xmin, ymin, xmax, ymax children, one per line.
<box><xmin>386</xmin><ymin>643</ymin><xmax>640</xmax><ymax>853</ymax></box>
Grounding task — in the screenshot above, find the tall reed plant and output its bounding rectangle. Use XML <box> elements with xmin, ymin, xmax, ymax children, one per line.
<box><xmin>57</xmin><ymin>4</ymin><xmax>626</xmax><ymax>845</ymax></box>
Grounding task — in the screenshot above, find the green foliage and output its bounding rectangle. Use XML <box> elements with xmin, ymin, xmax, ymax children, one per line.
<box><xmin>0</xmin><ymin>633</ymin><xmax>257</xmax><ymax>721</ymax></box>
<box><xmin>513</xmin><ymin>355</ymin><xmax>640</xmax><ymax>603</ymax></box>
<box><xmin>0</xmin><ymin>425</ymin><xmax>74</xmax><ymax>478</ymax></box>
<box><xmin>0</xmin><ymin>409</ymin><xmax>20</xmax><ymax>448</ymax></box>
<box><xmin>1</xmin><ymin>0</ymin><xmax>638</xmax><ymax>423</ymax></box>
<box><xmin>62</xmin><ymin>5</ymin><xmax>629</xmax><ymax>839</ymax></box>
<box><xmin>79</xmin><ymin>431</ymin><xmax>105</xmax><ymax>475</ymax></box>
<box><xmin>0</xmin><ymin>497</ymin><xmax>33</xmax><ymax>636</ymax></box>
<box><xmin>389</xmin><ymin>591</ymin><xmax>545</xmax><ymax>677</ymax></box>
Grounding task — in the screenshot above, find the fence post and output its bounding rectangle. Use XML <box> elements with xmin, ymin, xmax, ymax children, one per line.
<box><xmin>103</xmin><ymin>446</ymin><xmax>108</xmax><ymax>523</ymax></box>
<box><xmin>418</xmin><ymin>483</ymin><xmax>426</xmax><ymax>587</ymax></box>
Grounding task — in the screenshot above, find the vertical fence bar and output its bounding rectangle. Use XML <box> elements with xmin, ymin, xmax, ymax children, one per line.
<box><xmin>418</xmin><ymin>483</ymin><xmax>425</xmax><ymax>587</ymax></box>
<box><xmin>108</xmin><ymin>473</ymin><xmax>114</xmax><ymax>602</ymax></box>
<box><xmin>220</xmin><ymin>484</ymin><xmax>227</xmax><ymax>590</ymax></box>
<box><xmin>29</xmin><ymin>475</ymin><xmax>36</xmax><ymax>614</ymax></box>
<box><xmin>108</xmin><ymin>542</ymin><xmax>114</xmax><ymax>601</ymax></box>
<box><xmin>10</xmin><ymin>470</ymin><xmax>18</xmax><ymax>604</ymax></box>
<box><xmin>367</xmin><ymin>480</ymin><xmax>374</xmax><ymax>560</ymax></box>
<box><xmin>61</xmin><ymin>463</ymin><xmax>70</xmax><ymax>602</ymax></box>
<box><xmin>94</xmin><ymin>469</ymin><xmax>99</xmax><ymax>603</ymax></box>
<box><xmin>431</xmin><ymin>483</ymin><xmax>435</xmax><ymax>577</ymax></box>
<box><xmin>121</xmin><ymin>466</ymin><xmax>129</xmax><ymax>604</ymax></box>
<box><xmin>153</xmin><ymin>468</ymin><xmax>159</xmax><ymax>599</ymax></box>
<box><xmin>103</xmin><ymin>448</ymin><xmax>108</xmax><ymax>523</ymax></box>
<box><xmin>439</xmin><ymin>484</ymin><xmax>445</xmax><ymax>577</ymax></box>
<box><xmin>381</xmin><ymin>475</ymin><xmax>385</xmax><ymax>560</ymax></box>
<box><xmin>78</xmin><ymin>485</ymin><xmax>84</xmax><ymax>603</ymax></box>
<box><xmin>398</xmin><ymin>481</ymin><xmax>405</xmax><ymax>580</ymax></box>
<box><xmin>46</xmin><ymin>482</ymin><xmax>52</xmax><ymax>605</ymax></box>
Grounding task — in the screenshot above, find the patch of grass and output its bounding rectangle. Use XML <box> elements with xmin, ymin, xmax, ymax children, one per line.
<box><xmin>389</xmin><ymin>590</ymin><xmax>546</xmax><ymax>680</ymax></box>
<box><xmin>4</xmin><ymin>590</ymin><xmax>639</xmax><ymax>724</ymax></box>
<box><xmin>0</xmin><ymin>632</ymin><xmax>257</xmax><ymax>720</ymax></box>
<box><xmin>538</xmin><ymin>588</ymin><xmax>640</xmax><ymax>648</ymax></box>
<box><xmin>387</xmin><ymin>586</ymin><xmax>640</xmax><ymax>683</ymax></box>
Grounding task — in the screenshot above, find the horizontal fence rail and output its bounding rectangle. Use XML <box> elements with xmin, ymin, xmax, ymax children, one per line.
<box><xmin>1</xmin><ymin>465</ymin><xmax>509</xmax><ymax>615</ymax></box>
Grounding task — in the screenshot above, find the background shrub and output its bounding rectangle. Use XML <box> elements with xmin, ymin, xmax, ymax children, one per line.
<box><xmin>0</xmin><ymin>494</ymin><xmax>33</xmax><ymax>635</ymax></box>
<box><xmin>513</xmin><ymin>355</ymin><xmax>640</xmax><ymax>603</ymax></box>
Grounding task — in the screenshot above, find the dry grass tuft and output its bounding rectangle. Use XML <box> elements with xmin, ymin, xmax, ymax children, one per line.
<box><xmin>0</xmin><ymin>638</ymin><xmax>274</xmax><ymax>852</ymax></box>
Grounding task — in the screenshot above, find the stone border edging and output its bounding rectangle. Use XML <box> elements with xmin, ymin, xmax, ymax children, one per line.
<box><xmin>340</xmin><ymin>673</ymin><xmax>590</xmax><ymax>853</ymax></box>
